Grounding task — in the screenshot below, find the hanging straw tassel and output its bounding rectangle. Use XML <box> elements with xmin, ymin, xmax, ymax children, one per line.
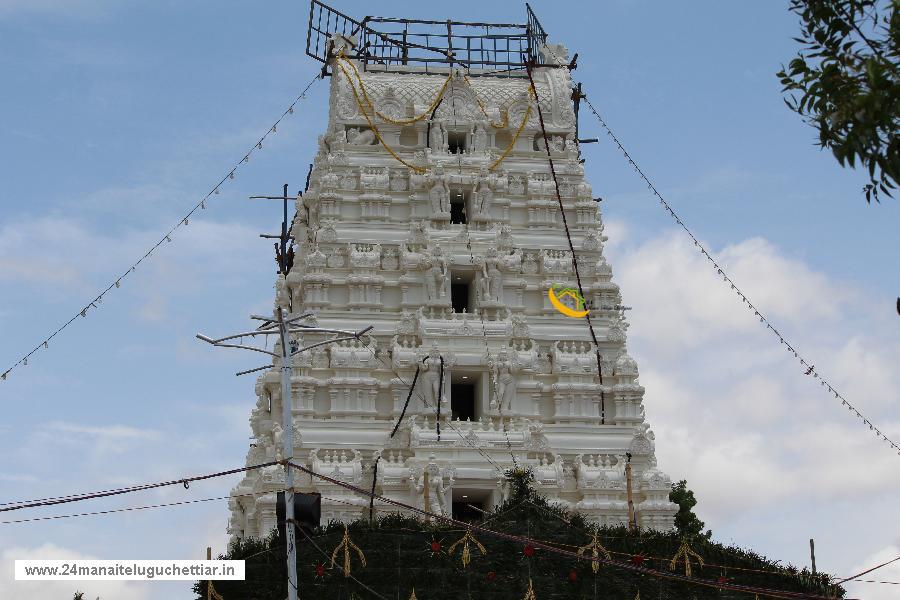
<box><xmin>448</xmin><ymin>530</ymin><xmax>487</xmax><ymax>567</ymax></box>
<box><xmin>330</xmin><ymin>525</ymin><xmax>367</xmax><ymax>577</ymax></box>
<box><xmin>669</xmin><ymin>540</ymin><xmax>705</xmax><ymax>576</ymax></box>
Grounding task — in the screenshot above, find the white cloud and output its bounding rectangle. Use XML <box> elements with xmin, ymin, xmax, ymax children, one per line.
<box><xmin>611</xmin><ymin>233</ymin><xmax>854</xmax><ymax>355</ymax></box>
<box><xmin>610</xmin><ymin>228</ymin><xmax>900</xmax><ymax>554</ymax></box>
<box><xmin>20</xmin><ymin>421</ymin><xmax>164</xmax><ymax>464</ymax></box>
<box><xmin>0</xmin><ymin>543</ymin><xmax>151</xmax><ymax>600</ymax></box>
<box><xmin>0</xmin><ymin>212</ymin><xmax>266</xmax><ymax>323</ymax></box>
<box><xmin>843</xmin><ymin>545</ymin><xmax>900</xmax><ymax>600</ymax></box>
<box><xmin>44</xmin><ymin>422</ymin><xmax>161</xmax><ymax>441</ymax></box>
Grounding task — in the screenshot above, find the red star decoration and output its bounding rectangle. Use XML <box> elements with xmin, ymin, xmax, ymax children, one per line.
<box><xmin>314</xmin><ymin>563</ymin><xmax>325</xmax><ymax>578</ymax></box>
<box><xmin>631</xmin><ymin>554</ymin><xmax>645</xmax><ymax>566</ymax></box>
<box><xmin>523</xmin><ymin>545</ymin><xmax>536</xmax><ymax>557</ymax></box>
<box><xmin>430</xmin><ymin>540</ymin><xmax>442</xmax><ymax>554</ymax></box>
<box><xmin>568</xmin><ymin>569</ymin><xmax>578</xmax><ymax>582</ymax></box>
<box><xmin>486</xmin><ymin>570</ymin><xmax>497</xmax><ymax>581</ymax></box>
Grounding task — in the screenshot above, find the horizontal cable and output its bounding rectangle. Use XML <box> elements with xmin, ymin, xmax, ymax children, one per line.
<box><xmin>0</xmin><ymin>461</ymin><xmax>279</xmax><ymax>513</ymax></box>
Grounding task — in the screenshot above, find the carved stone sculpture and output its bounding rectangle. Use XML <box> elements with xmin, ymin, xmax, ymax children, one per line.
<box><xmin>421</xmin><ymin>344</ymin><xmax>446</xmax><ymax>409</ymax></box>
<box><xmin>347</xmin><ymin>127</ymin><xmax>376</xmax><ymax>145</ymax></box>
<box><xmin>423</xmin><ymin>245</ymin><xmax>449</xmax><ymax>301</ymax></box>
<box><xmin>428</xmin><ymin>172</ymin><xmax>450</xmax><ymax>214</ymax></box>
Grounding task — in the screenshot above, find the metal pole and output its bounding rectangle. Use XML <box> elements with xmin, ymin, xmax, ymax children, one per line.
<box><xmin>278</xmin><ymin>306</ymin><xmax>299</xmax><ymax>600</ymax></box>
<box><xmin>810</xmin><ymin>538</ymin><xmax>817</xmax><ymax>575</ymax></box>
<box><xmin>199</xmin><ymin>183</ymin><xmax>371</xmax><ymax>600</ymax></box>
<box><xmin>625</xmin><ymin>452</ymin><xmax>636</xmax><ymax>530</ymax></box>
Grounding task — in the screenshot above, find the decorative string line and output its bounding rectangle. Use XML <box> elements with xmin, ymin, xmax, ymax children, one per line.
<box><xmin>0</xmin><ymin>460</ymin><xmax>280</xmax><ymax>513</ymax></box>
<box><xmin>4</xmin><ymin>482</ymin><xmax>887</xmax><ymax>591</ymax></box>
<box><xmin>1</xmin><ymin>462</ymin><xmax>879</xmax><ymax>592</ymax></box>
<box><xmin>390</xmin><ymin>365</ymin><xmax>419</xmax><ymax>438</ymax></box>
<box><xmin>286</xmin><ymin>461</ymin><xmax>833</xmax><ymax>600</ymax></box>
<box><xmin>0</xmin><ymin>492</ymin><xmax>361</xmax><ymax>526</ymax></box>
<box><xmin>835</xmin><ymin>554</ymin><xmax>900</xmax><ymax>584</ymax></box>
<box><xmin>0</xmin><ymin>73</ymin><xmax>323</xmax><ymax>384</ymax></box>
<box><xmin>580</xmin><ymin>95</ymin><xmax>900</xmax><ymax>458</ymax></box>
<box><xmin>339</xmin><ymin>54</ymin><xmax>453</xmax><ymax>126</ymax></box>
<box><xmin>526</xmin><ymin>63</ymin><xmax>607</xmax><ymax>423</ymax></box>
<box><xmin>0</xmin><ymin>495</ymin><xmax>230</xmax><ymax>525</ymax></box>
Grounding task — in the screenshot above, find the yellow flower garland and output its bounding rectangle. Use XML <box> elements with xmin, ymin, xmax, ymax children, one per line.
<box><xmin>338</xmin><ymin>54</ymin><xmax>452</xmax><ymax>126</ymax></box>
<box><xmin>334</xmin><ymin>55</ymin><xmax>535</xmax><ymax>174</ymax></box>
<box><xmin>335</xmin><ymin>59</ymin><xmax>428</xmax><ymax>174</ymax></box>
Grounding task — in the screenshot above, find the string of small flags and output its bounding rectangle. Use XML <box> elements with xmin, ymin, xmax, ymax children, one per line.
<box><xmin>0</xmin><ymin>73</ymin><xmax>323</xmax><ymax>384</ymax></box>
<box><xmin>581</xmin><ymin>95</ymin><xmax>899</xmax><ymax>458</ymax></box>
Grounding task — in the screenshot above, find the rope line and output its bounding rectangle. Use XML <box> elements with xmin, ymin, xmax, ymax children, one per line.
<box><xmin>0</xmin><ymin>460</ymin><xmax>279</xmax><ymax>513</ymax></box>
<box><xmin>579</xmin><ymin>95</ymin><xmax>900</xmax><ymax>457</ymax></box>
<box><xmin>2</xmin><ymin>478</ymin><xmax>891</xmax><ymax>591</ymax></box>
<box><xmin>369</xmin><ymin>349</ymin><xmax>507</xmax><ymax>476</ymax></box>
<box><xmin>351</xmin><ymin>335</ymin><xmax>508</xmax><ymax>477</ymax></box>
<box><xmin>526</xmin><ymin>63</ymin><xmax>607</xmax><ymax>423</ymax></box>
<box><xmin>0</xmin><ymin>73</ymin><xmax>323</xmax><ymax>384</ymax></box>
<box><xmin>390</xmin><ymin>365</ymin><xmax>419</xmax><ymax>438</ymax></box>
<box><xmin>835</xmin><ymin>555</ymin><xmax>900</xmax><ymax>584</ymax></box>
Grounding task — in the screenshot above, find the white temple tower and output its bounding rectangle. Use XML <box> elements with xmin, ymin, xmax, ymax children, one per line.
<box><xmin>228</xmin><ymin>6</ymin><xmax>678</xmax><ymax>539</ymax></box>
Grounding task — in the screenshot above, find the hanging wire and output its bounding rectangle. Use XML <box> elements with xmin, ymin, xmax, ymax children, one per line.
<box><xmin>526</xmin><ymin>62</ymin><xmax>608</xmax><ymax>423</ymax></box>
<box><xmin>0</xmin><ymin>72</ymin><xmax>323</xmax><ymax>384</ymax></box>
<box><xmin>0</xmin><ymin>461</ymin><xmax>280</xmax><ymax>514</ymax></box>
<box><xmin>578</xmin><ymin>94</ymin><xmax>899</xmax><ymax>458</ymax></box>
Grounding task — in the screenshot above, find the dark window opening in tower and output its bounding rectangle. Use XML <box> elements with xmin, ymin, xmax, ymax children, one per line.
<box><xmin>448</xmin><ymin>131</ymin><xmax>467</xmax><ymax>154</ymax></box>
<box><xmin>451</xmin><ymin>380</ymin><xmax>476</xmax><ymax>421</ymax></box>
<box><xmin>450</xmin><ymin>189</ymin><xmax>468</xmax><ymax>224</ymax></box>
<box><xmin>452</xmin><ymin>499</ymin><xmax>484</xmax><ymax>522</ymax></box>
<box><xmin>450</xmin><ymin>270</ymin><xmax>474</xmax><ymax>313</ymax></box>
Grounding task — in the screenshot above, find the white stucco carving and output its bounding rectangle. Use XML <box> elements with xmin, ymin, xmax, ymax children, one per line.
<box><xmin>228</xmin><ymin>47</ymin><xmax>677</xmax><ymax>539</ymax></box>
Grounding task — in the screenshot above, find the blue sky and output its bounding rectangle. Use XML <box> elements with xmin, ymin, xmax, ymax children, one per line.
<box><xmin>0</xmin><ymin>1</ymin><xmax>898</xmax><ymax>599</ymax></box>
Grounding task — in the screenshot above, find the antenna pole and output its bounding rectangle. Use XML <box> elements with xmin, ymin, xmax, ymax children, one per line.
<box><xmin>278</xmin><ymin>304</ymin><xmax>299</xmax><ymax>600</ymax></box>
<box><xmin>199</xmin><ymin>185</ymin><xmax>374</xmax><ymax>600</ymax></box>
<box><xmin>625</xmin><ymin>452</ymin><xmax>636</xmax><ymax>530</ymax></box>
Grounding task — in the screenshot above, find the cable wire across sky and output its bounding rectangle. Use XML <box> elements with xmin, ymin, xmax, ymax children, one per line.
<box><xmin>579</xmin><ymin>94</ymin><xmax>900</xmax><ymax>459</ymax></box>
<box><xmin>0</xmin><ymin>73</ymin><xmax>323</xmax><ymax>384</ymax></box>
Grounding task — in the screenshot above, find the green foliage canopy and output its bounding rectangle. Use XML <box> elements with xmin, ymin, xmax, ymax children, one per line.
<box><xmin>778</xmin><ymin>0</ymin><xmax>899</xmax><ymax>202</ymax></box>
<box><xmin>669</xmin><ymin>480</ymin><xmax>711</xmax><ymax>540</ymax></box>
<box><xmin>196</xmin><ymin>471</ymin><xmax>839</xmax><ymax>599</ymax></box>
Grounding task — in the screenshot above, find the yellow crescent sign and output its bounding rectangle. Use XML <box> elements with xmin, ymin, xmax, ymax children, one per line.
<box><xmin>548</xmin><ymin>286</ymin><xmax>590</xmax><ymax>318</ymax></box>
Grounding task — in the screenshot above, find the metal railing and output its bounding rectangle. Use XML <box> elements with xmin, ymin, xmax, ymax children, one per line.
<box><xmin>305</xmin><ymin>0</ymin><xmax>551</xmax><ymax>76</ymax></box>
